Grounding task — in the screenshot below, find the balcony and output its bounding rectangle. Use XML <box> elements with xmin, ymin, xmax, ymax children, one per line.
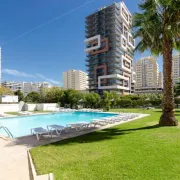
<box><xmin>98</xmin><ymin>74</ymin><xmax>130</xmax><ymax>90</ymax></box>
<box><xmin>120</xmin><ymin>34</ymin><xmax>127</xmax><ymax>51</ymax></box>
<box><xmin>120</xmin><ymin>55</ymin><xmax>131</xmax><ymax>73</ymax></box>
<box><xmin>86</xmin><ymin>66</ymin><xmax>94</xmax><ymax>71</ymax></box>
<box><xmin>86</xmin><ymin>57</ymin><xmax>98</xmax><ymax>62</ymax></box>
<box><xmin>86</xmin><ymin>61</ymin><xmax>98</xmax><ymax>67</ymax></box>
<box><xmin>85</xmin><ymin>18</ymin><xmax>96</xmax><ymax>24</ymax></box>
<box><xmin>106</xmin><ymin>51</ymin><xmax>121</xmax><ymax>58</ymax></box>
<box><xmin>108</xmin><ymin>69</ymin><xmax>122</xmax><ymax>75</ymax></box>
<box><xmin>127</xmin><ymin>33</ymin><xmax>135</xmax><ymax>49</ymax></box>
<box><xmin>108</xmin><ymin>58</ymin><xmax>121</xmax><ymax>63</ymax></box>
<box><xmin>84</xmin><ymin>35</ymin><xmax>101</xmax><ymax>53</ymax></box>
<box><xmin>108</xmin><ymin>63</ymin><xmax>120</xmax><ymax>69</ymax></box>
<box><xmin>88</xmin><ymin>78</ymin><xmax>94</xmax><ymax>81</ymax></box>
<box><xmin>115</xmin><ymin>25</ymin><xmax>122</xmax><ymax>33</ymax></box>
<box><xmin>119</xmin><ymin>2</ymin><xmax>130</xmax><ymax>25</ymax></box>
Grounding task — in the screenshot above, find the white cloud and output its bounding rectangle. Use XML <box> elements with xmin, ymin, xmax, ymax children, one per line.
<box><xmin>2</xmin><ymin>68</ymin><xmax>60</xmax><ymax>85</ymax></box>
<box><xmin>37</xmin><ymin>73</ymin><xmax>60</xmax><ymax>85</ymax></box>
<box><xmin>2</xmin><ymin>69</ymin><xmax>35</xmax><ymax>78</ymax></box>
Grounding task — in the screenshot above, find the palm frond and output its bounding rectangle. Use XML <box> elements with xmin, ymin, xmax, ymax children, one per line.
<box><xmin>174</xmin><ymin>40</ymin><xmax>180</xmax><ymax>52</ymax></box>
<box><xmin>133</xmin><ymin>0</ymin><xmax>180</xmax><ymax>54</ymax></box>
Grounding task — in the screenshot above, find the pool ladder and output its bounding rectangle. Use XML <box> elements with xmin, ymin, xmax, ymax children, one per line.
<box><xmin>0</xmin><ymin>126</ymin><xmax>13</xmax><ymax>138</ymax></box>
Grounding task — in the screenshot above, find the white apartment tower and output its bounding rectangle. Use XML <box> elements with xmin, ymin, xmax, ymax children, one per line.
<box><xmin>172</xmin><ymin>54</ymin><xmax>180</xmax><ymax>85</ymax></box>
<box><xmin>134</xmin><ymin>56</ymin><xmax>163</xmax><ymax>93</ymax></box>
<box><xmin>63</xmin><ymin>70</ymin><xmax>88</xmax><ymax>90</ymax></box>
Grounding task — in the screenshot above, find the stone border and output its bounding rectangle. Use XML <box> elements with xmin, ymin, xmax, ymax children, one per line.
<box><xmin>0</xmin><ymin>111</ymin><xmax>119</xmax><ymax>140</ymax></box>
<box><xmin>27</xmin><ymin>150</ymin><xmax>54</xmax><ymax>180</ymax></box>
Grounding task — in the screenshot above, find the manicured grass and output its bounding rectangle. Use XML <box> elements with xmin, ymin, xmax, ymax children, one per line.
<box><xmin>5</xmin><ymin>112</ymin><xmax>20</xmax><ymax>116</ymax></box>
<box><xmin>30</xmin><ymin>109</ymin><xmax>180</xmax><ymax>180</ymax></box>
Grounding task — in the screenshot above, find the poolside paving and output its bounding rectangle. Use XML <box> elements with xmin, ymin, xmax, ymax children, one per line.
<box><xmin>0</xmin><ymin>138</ymin><xmax>30</xmax><ymax>180</ymax></box>
<box><xmin>0</xmin><ymin>113</ymin><xmax>149</xmax><ymax>180</ymax></box>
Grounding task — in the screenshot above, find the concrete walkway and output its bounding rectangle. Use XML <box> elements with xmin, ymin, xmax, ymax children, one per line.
<box><xmin>0</xmin><ymin>114</ymin><xmax>149</xmax><ymax>180</ymax></box>
<box><xmin>0</xmin><ymin>138</ymin><xmax>30</xmax><ymax>180</ymax></box>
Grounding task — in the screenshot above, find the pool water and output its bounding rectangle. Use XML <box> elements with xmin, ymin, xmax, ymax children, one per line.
<box><xmin>0</xmin><ymin>111</ymin><xmax>117</xmax><ymax>137</ymax></box>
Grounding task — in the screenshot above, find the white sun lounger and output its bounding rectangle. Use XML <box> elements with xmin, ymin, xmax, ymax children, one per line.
<box><xmin>18</xmin><ymin>111</ymin><xmax>27</xmax><ymax>115</ymax></box>
<box><xmin>91</xmin><ymin>118</ymin><xmax>108</xmax><ymax>126</ymax></box>
<box><xmin>0</xmin><ymin>112</ymin><xmax>8</xmax><ymax>117</ymax></box>
<box><xmin>102</xmin><ymin>117</ymin><xmax>119</xmax><ymax>123</ymax></box>
<box><xmin>19</xmin><ymin>111</ymin><xmax>33</xmax><ymax>115</ymax></box>
<box><xmin>25</xmin><ymin>111</ymin><xmax>33</xmax><ymax>115</ymax></box>
<box><xmin>66</xmin><ymin>122</ymin><xmax>90</xmax><ymax>131</ymax></box>
<box><xmin>47</xmin><ymin>124</ymin><xmax>67</xmax><ymax>135</ymax></box>
<box><xmin>31</xmin><ymin>127</ymin><xmax>52</xmax><ymax>140</ymax></box>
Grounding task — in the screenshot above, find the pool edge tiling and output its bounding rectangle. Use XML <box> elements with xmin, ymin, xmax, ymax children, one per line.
<box><xmin>0</xmin><ymin>111</ymin><xmax>118</xmax><ymax>138</ymax></box>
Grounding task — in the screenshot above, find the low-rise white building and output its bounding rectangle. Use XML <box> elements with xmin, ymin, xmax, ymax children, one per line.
<box><xmin>63</xmin><ymin>70</ymin><xmax>88</xmax><ymax>90</ymax></box>
<box><xmin>2</xmin><ymin>81</ymin><xmax>52</xmax><ymax>96</ymax></box>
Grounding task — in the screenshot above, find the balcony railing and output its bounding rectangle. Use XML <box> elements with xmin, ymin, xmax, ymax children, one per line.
<box><xmin>86</xmin><ymin>68</ymin><xmax>94</xmax><ymax>72</ymax></box>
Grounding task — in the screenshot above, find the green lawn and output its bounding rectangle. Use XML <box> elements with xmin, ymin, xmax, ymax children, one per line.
<box><xmin>5</xmin><ymin>112</ymin><xmax>20</xmax><ymax>116</ymax></box>
<box><xmin>30</xmin><ymin>109</ymin><xmax>180</xmax><ymax>180</ymax></box>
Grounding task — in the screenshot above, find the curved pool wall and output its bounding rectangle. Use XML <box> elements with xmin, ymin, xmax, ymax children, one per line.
<box><xmin>0</xmin><ymin>111</ymin><xmax>118</xmax><ymax>138</ymax></box>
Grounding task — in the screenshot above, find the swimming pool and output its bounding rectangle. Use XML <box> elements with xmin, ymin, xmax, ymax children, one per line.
<box><xmin>0</xmin><ymin>111</ymin><xmax>118</xmax><ymax>138</ymax></box>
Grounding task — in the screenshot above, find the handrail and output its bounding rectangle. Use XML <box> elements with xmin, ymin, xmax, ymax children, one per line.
<box><xmin>0</xmin><ymin>126</ymin><xmax>13</xmax><ymax>138</ymax></box>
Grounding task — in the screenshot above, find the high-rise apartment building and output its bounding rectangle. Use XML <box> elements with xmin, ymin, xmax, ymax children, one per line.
<box><xmin>158</xmin><ymin>72</ymin><xmax>163</xmax><ymax>88</ymax></box>
<box><xmin>134</xmin><ymin>56</ymin><xmax>163</xmax><ymax>93</ymax></box>
<box><xmin>63</xmin><ymin>70</ymin><xmax>88</xmax><ymax>90</ymax></box>
<box><xmin>85</xmin><ymin>1</ymin><xmax>135</xmax><ymax>95</ymax></box>
<box><xmin>0</xmin><ymin>47</ymin><xmax>1</xmax><ymax>86</ymax></box>
<box><xmin>172</xmin><ymin>54</ymin><xmax>180</xmax><ymax>85</ymax></box>
<box><xmin>2</xmin><ymin>81</ymin><xmax>52</xmax><ymax>96</ymax></box>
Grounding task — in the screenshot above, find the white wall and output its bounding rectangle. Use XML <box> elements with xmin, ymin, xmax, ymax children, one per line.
<box><xmin>36</xmin><ymin>103</ymin><xmax>58</xmax><ymax>111</ymax></box>
<box><xmin>24</xmin><ymin>104</ymin><xmax>37</xmax><ymax>111</ymax></box>
<box><xmin>0</xmin><ymin>103</ymin><xmax>59</xmax><ymax>112</ymax></box>
<box><xmin>0</xmin><ymin>104</ymin><xmax>19</xmax><ymax>112</ymax></box>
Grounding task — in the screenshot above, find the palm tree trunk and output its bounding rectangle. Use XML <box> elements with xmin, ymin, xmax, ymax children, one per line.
<box><xmin>159</xmin><ymin>36</ymin><xmax>178</xmax><ymax>126</ymax></box>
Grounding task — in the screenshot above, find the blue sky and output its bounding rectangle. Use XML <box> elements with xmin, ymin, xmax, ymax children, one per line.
<box><xmin>0</xmin><ymin>0</ymin><xmax>160</xmax><ymax>86</ymax></box>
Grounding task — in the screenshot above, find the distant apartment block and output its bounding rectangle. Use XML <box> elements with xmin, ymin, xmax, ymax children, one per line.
<box><xmin>63</xmin><ymin>70</ymin><xmax>88</xmax><ymax>90</ymax></box>
<box><xmin>85</xmin><ymin>1</ymin><xmax>135</xmax><ymax>95</ymax></box>
<box><xmin>131</xmin><ymin>70</ymin><xmax>136</xmax><ymax>93</ymax></box>
<box><xmin>134</xmin><ymin>56</ymin><xmax>163</xmax><ymax>94</ymax></box>
<box><xmin>2</xmin><ymin>81</ymin><xmax>51</xmax><ymax>96</ymax></box>
<box><xmin>172</xmin><ymin>53</ymin><xmax>180</xmax><ymax>85</ymax></box>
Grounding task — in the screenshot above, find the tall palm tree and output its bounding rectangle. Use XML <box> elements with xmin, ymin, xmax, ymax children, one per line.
<box><xmin>133</xmin><ymin>0</ymin><xmax>180</xmax><ymax>126</ymax></box>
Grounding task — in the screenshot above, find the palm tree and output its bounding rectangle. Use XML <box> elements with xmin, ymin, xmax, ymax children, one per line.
<box><xmin>133</xmin><ymin>0</ymin><xmax>180</xmax><ymax>126</ymax></box>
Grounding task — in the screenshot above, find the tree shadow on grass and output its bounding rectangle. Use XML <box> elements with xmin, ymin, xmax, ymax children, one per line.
<box><xmin>174</xmin><ymin>110</ymin><xmax>180</xmax><ymax>113</ymax></box>
<box><xmin>46</xmin><ymin>124</ymin><xmax>160</xmax><ymax>147</ymax></box>
<box><xmin>155</xmin><ymin>110</ymin><xmax>180</xmax><ymax>114</ymax></box>
<box><xmin>5</xmin><ymin>124</ymin><xmax>160</xmax><ymax>148</ymax></box>
<box><xmin>155</xmin><ymin>109</ymin><xmax>180</xmax><ymax>111</ymax></box>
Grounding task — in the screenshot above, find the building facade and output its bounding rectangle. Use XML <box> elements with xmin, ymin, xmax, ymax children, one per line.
<box><xmin>2</xmin><ymin>81</ymin><xmax>52</xmax><ymax>96</ymax></box>
<box><xmin>134</xmin><ymin>56</ymin><xmax>163</xmax><ymax>94</ymax></box>
<box><xmin>172</xmin><ymin>53</ymin><xmax>180</xmax><ymax>85</ymax></box>
<box><xmin>85</xmin><ymin>1</ymin><xmax>135</xmax><ymax>95</ymax></box>
<box><xmin>63</xmin><ymin>70</ymin><xmax>88</xmax><ymax>90</ymax></box>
